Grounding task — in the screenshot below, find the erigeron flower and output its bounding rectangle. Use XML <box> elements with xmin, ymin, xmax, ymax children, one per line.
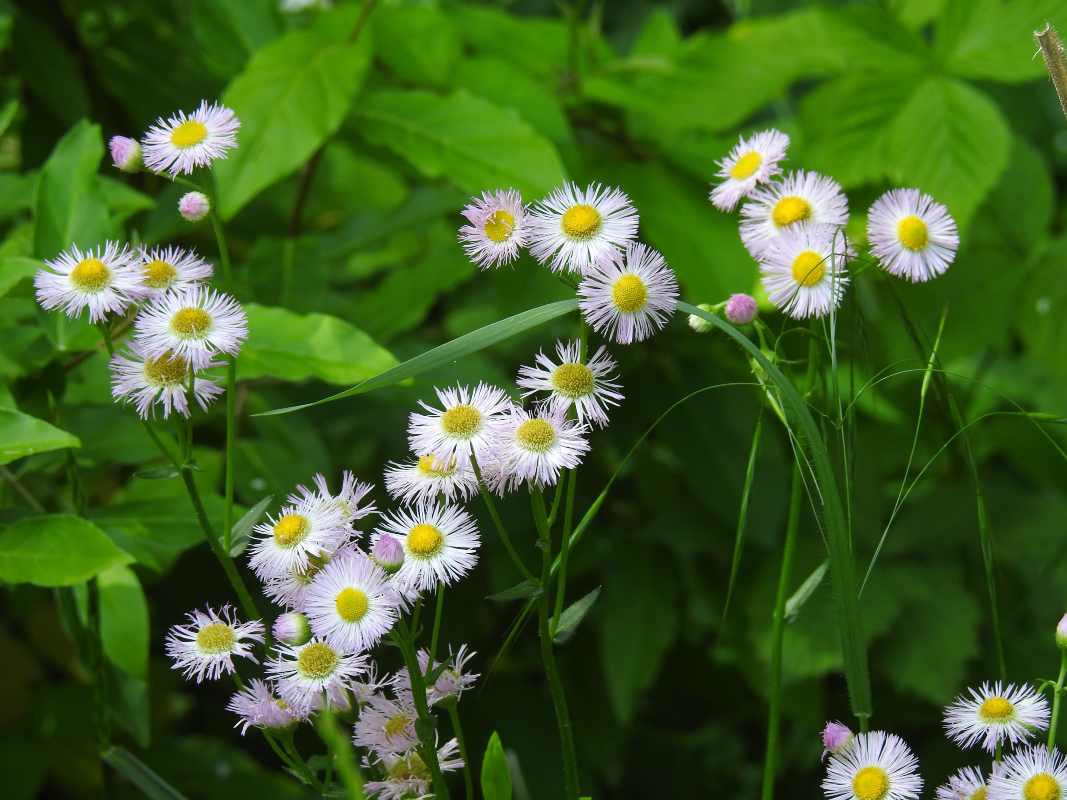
<box><xmin>725</xmin><ymin>293</ymin><xmax>758</xmax><ymax>325</ymax></box>
<box><xmin>935</xmin><ymin>766</ymin><xmax>988</xmax><ymax>800</ymax></box>
<box><xmin>109</xmin><ymin>136</ymin><xmax>142</xmax><ymax>172</ymax></box>
<box><xmin>136</xmin><ymin>245</ymin><xmax>213</xmax><ymax>298</ymax></box>
<box><xmin>372</xmin><ymin>502</ymin><xmax>480</xmax><ymax>594</ymax></box>
<box><xmin>133</xmin><ymin>285</ymin><xmax>248</xmax><ymax>370</ymax></box>
<box><xmin>351</xmin><ymin>662</ymin><xmax>388</xmax><ymax>705</ymax></box>
<box><xmin>354</xmin><ymin>691</ymin><xmax>420</xmax><ymax>756</ymax></box>
<box><xmin>740</xmin><ymin>169</ymin><xmax>848</xmax><ymax>258</ymax></box>
<box><xmin>109</xmin><ymin>339</ymin><xmax>222</xmax><ymax>420</ymax></box>
<box><xmin>516</xmin><ymin>339</ymin><xmax>623</xmax><ymax>429</ymax></box>
<box><xmin>577</xmin><ymin>241</ymin><xmax>679</xmax><ymax>344</ymax></box>
<box><xmin>179</xmin><ymin>191</ymin><xmax>211</xmax><ymax>222</ymax></box>
<box><xmin>164</xmin><ymin>605</ymin><xmax>264</xmax><ymax>683</ymax></box>
<box><xmin>364</xmin><ymin>739</ymin><xmax>464</xmax><ymax>800</ymax></box>
<box><xmin>458</xmin><ymin>189</ymin><xmax>528</xmax><ymax>269</ymax></box>
<box><xmin>267</xmin><ymin>637</ymin><xmax>367</xmax><ymax>712</ymax></box>
<box><xmin>383</xmin><ymin>453</ymin><xmax>479</xmax><ymax>505</ymax></box>
<box><xmin>34</xmin><ymin>241</ymin><xmax>141</xmax><ymax>323</ymax></box>
<box><xmin>407</xmin><ymin>382</ymin><xmax>511</xmax><ymax>467</ymax></box>
<box><xmin>487</xmin><ymin>406</ymin><xmax>589</xmax><ymax>494</ymax></box>
<box><xmin>304</xmin><ymin>552</ymin><xmax>402</xmax><ymax>654</ymax></box>
<box><xmin>821</xmin><ymin>721</ymin><xmax>854</xmax><ymax>760</ymax></box>
<box><xmin>529</xmin><ymin>182</ymin><xmax>639</xmax><ymax>274</ymax></box>
<box><xmin>273</xmin><ymin>612</ymin><xmax>311</xmax><ymax>646</ymax></box>
<box><xmin>226</xmin><ymin>679</ymin><xmax>303</xmax><ymax>735</ymax></box>
<box><xmin>141</xmin><ymin>100</ymin><xmax>239</xmax><ymax>176</ymax></box>
<box><xmin>248</xmin><ymin>497</ymin><xmax>350</xmax><ymax>582</ymax></box>
<box><xmin>759</xmin><ymin>223</ymin><xmax>851</xmax><ymax>320</ymax></box>
<box><xmin>943</xmin><ymin>681</ymin><xmax>1049</xmax><ymax>754</ymax></box>
<box><xmin>289</xmin><ymin>470</ymin><xmax>377</xmax><ymax>528</ymax></box>
<box><xmin>989</xmin><ymin>745</ymin><xmax>1067</xmax><ymax>800</ymax></box>
<box><xmin>822</xmin><ymin>731</ymin><xmax>923</xmax><ymax>800</ymax></box>
<box><xmin>866</xmin><ymin>188</ymin><xmax>959</xmax><ymax>283</ymax></box>
<box><xmin>393</xmin><ymin>644</ymin><xmax>479</xmax><ymax>706</ymax></box>
<box><xmin>710</xmin><ymin>129</ymin><xmax>790</xmax><ymax>212</ymax></box>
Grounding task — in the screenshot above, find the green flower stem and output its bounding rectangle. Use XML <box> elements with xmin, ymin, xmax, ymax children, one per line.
<box><xmin>446</xmin><ymin>702</ymin><xmax>474</xmax><ymax>800</ymax></box>
<box><xmin>263</xmin><ymin>730</ymin><xmax>310</xmax><ymax>785</ymax></box>
<box><xmin>429</xmin><ymin>583</ymin><xmax>445</xmax><ymax>664</ymax></box>
<box><xmin>1049</xmin><ymin>650</ymin><xmax>1067</xmax><ymax>750</ymax></box>
<box><xmin>209</xmin><ymin>211</ymin><xmax>233</xmax><ymax>287</ymax></box>
<box><xmin>395</xmin><ymin>619</ymin><xmax>450</xmax><ymax>799</ymax></box>
<box><xmin>223</xmin><ymin>358</ymin><xmax>237</xmax><ymax>552</ymax></box>
<box><xmin>471</xmin><ymin>457</ymin><xmax>535</xmax><ymax>580</ymax></box>
<box><xmin>551</xmin><ymin>467</ymin><xmax>577</xmax><ymax>632</ymax></box>
<box><xmin>315</xmin><ymin>708</ymin><xmax>365</xmax><ymax>799</ymax></box>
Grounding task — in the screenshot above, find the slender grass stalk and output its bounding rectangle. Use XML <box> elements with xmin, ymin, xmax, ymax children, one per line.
<box><xmin>224</xmin><ymin>359</ymin><xmax>237</xmax><ymax>552</ymax></box>
<box><xmin>446</xmin><ymin>702</ymin><xmax>475</xmax><ymax>800</ymax></box>
<box><xmin>1050</xmin><ymin>651</ymin><xmax>1067</xmax><ymax>751</ymax></box>
<box><xmin>551</xmin><ymin>467</ymin><xmax>578</xmax><ymax>631</ymax></box>
<box><xmin>471</xmin><ymin>457</ymin><xmax>534</xmax><ymax>580</ymax></box>
<box><xmin>722</xmin><ymin>402</ymin><xmax>764</xmax><ymax>621</ymax></box>
<box><xmin>429</xmin><ymin>583</ymin><xmax>445</xmax><ymax>663</ymax></box>
<box><xmin>316</xmin><ymin>707</ymin><xmax>366</xmax><ymax>798</ymax></box>
<box><xmin>395</xmin><ymin>619</ymin><xmax>450</xmax><ymax>799</ymax></box>
<box><xmin>209</xmin><ymin>211</ymin><xmax>233</xmax><ymax>287</ymax></box>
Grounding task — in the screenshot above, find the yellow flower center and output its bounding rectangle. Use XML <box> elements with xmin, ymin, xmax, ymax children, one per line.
<box><xmin>612</xmin><ymin>274</ymin><xmax>648</xmax><ymax>313</ymax></box>
<box><xmin>385</xmin><ymin>714</ymin><xmax>411</xmax><ymax>739</ymax></box>
<box><xmin>69</xmin><ymin>258</ymin><xmax>110</xmax><ymax>292</ymax></box>
<box><xmin>730</xmin><ymin>151</ymin><xmax>762</xmax><ymax>180</ymax></box>
<box><xmin>334</xmin><ymin>587</ymin><xmax>369</xmax><ymax>623</ymax></box>
<box><xmin>170</xmin><ymin>120</ymin><xmax>208</xmax><ymax>148</ymax></box>
<box><xmin>897</xmin><ymin>215</ymin><xmax>928</xmax><ymax>251</ymax></box>
<box><xmin>483</xmin><ymin>209</ymin><xmax>516</xmax><ymax>243</ymax></box>
<box><xmin>388</xmin><ymin>753</ymin><xmax>428</xmax><ymax>781</ymax></box>
<box><xmin>273</xmin><ymin>514</ymin><xmax>310</xmax><ymax>548</ymax></box>
<box><xmin>551</xmin><ymin>362</ymin><xmax>594</xmax><ymax>398</ymax></box>
<box><xmin>1025</xmin><ymin>773</ymin><xmax>1061</xmax><ymax>800</ymax></box>
<box><xmin>171</xmin><ymin>307</ymin><xmax>212</xmax><ymax>338</ymax></box>
<box><xmin>791</xmin><ymin>250</ymin><xmax>826</xmax><ymax>287</ymax></box>
<box><xmin>979</xmin><ymin>696</ymin><xmax>1014</xmax><ymax>722</ymax></box>
<box><xmin>407</xmin><ymin>523</ymin><xmax>444</xmax><ymax>557</ymax></box>
<box><xmin>852</xmin><ymin>766</ymin><xmax>889</xmax><ymax>800</ymax></box>
<box><xmin>441</xmin><ymin>404</ymin><xmax>482</xmax><ymax>439</ymax></box>
<box><xmin>143</xmin><ymin>352</ymin><xmax>189</xmax><ymax>386</ymax></box>
<box><xmin>772</xmin><ymin>195</ymin><xmax>812</xmax><ymax>227</ymax></box>
<box><xmin>417</xmin><ymin>454</ymin><xmax>456</xmax><ymax>477</ymax></box>
<box><xmin>144</xmin><ymin>259</ymin><xmax>178</xmax><ymax>289</ymax></box>
<box><xmin>971</xmin><ymin>788</ymin><xmax>988</xmax><ymax>800</ymax></box>
<box><xmin>195</xmin><ymin>622</ymin><xmax>235</xmax><ymax>654</ymax></box>
<box><xmin>516</xmin><ymin>418</ymin><xmax>556</xmax><ymax>453</ymax></box>
<box><xmin>561</xmin><ymin>204</ymin><xmax>602</xmax><ymax>239</ymax></box>
<box><xmin>296</xmin><ymin>642</ymin><xmax>338</xmax><ymax>680</ymax></box>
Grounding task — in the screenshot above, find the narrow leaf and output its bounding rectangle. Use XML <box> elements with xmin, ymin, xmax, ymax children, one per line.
<box><xmin>103</xmin><ymin>747</ymin><xmax>189</xmax><ymax>800</ymax></box>
<box><xmin>487</xmin><ymin>578</ymin><xmax>542</xmax><ymax>603</ymax></box>
<box><xmin>785</xmin><ymin>561</ymin><xmax>828</xmax><ymax>622</ymax></box>
<box><xmin>228</xmin><ymin>494</ymin><xmax>273</xmax><ymax>557</ymax></box>
<box><xmin>480</xmin><ymin>732</ymin><xmax>512</xmax><ymax>800</ymax></box>
<box><xmin>553</xmin><ymin>586</ymin><xmax>601</xmax><ymax>645</ymax></box>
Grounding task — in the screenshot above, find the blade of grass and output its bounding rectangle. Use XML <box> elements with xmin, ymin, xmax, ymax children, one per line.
<box><xmin>103</xmin><ymin>747</ymin><xmax>189</xmax><ymax>800</ymax></box>
<box><xmin>722</xmin><ymin>402</ymin><xmax>764</xmax><ymax>622</ymax></box>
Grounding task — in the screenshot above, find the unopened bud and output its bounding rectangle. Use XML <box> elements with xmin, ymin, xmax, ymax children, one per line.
<box><xmin>725</xmin><ymin>293</ymin><xmax>758</xmax><ymax>325</ymax></box>
<box><xmin>821</xmin><ymin>720</ymin><xmax>853</xmax><ymax>760</ymax></box>
<box><xmin>179</xmin><ymin>191</ymin><xmax>211</xmax><ymax>222</ymax></box>
<box><xmin>371</xmin><ymin>534</ymin><xmax>404</xmax><ymax>574</ymax></box>
<box><xmin>109</xmin><ymin>136</ymin><xmax>142</xmax><ymax>173</ymax></box>
<box><xmin>273</xmin><ymin>612</ymin><xmax>311</xmax><ymax>646</ymax></box>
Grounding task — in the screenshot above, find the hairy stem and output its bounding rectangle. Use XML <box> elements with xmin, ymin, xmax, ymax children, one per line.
<box><xmin>1036</xmin><ymin>25</ymin><xmax>1067</xmax><ymax>123</ymax></box>
<box><xmin>446</xmin><ymin>703</ymin><xmax>474</xmax><ymax>800</ymax></box>
<box><xmin>1050</xmin><ymin>651</ymin><xmax>1067</xmax><ymax>750</ymax></box>
<box><xmin>396</xmin><ymin>620</ymin><xmax>450</xmax><ymax>799</ymax></box>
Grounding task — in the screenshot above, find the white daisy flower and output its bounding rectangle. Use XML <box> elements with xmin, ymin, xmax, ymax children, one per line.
<box><xmin>577</xmin><ymin>241</ymin><xmax>679</xmax><ymax>344</ymax></box>
<box><xmin>371</xmin><ymin>502</ymin><xmax>480</xmax><ymax>594</ymax></box>
<box><xmin>989</xmin><ymin>745</ymin><xmax>1067</xmax><ymax>800</ymax></box>
<box><xmin>458</xmin><ymin>188</ymin><xmax>528</xmax><ymax>269</ymax></box>
<box><xmin>392</xmin><ymin>644</ymin><xmax>479</xmax><ymax>706</ymax></box>
<box><xmin>303</xmin><ymin>551</ymin><xmax>401</xmax><ymax>654</ymax></box>
<box><xmin>266</xmin><ymin>637</ymin><xmax>367</xmax><ymax>712</ymax></box>
<box><xmin>710</xmin><ymin>129</ymin><xmax>790</xmax><ymax>212</ymax></box>
<box><xmin>935</xmin><ymin>766</ymin><xmax>989</xmax><ymax>800</ymax></box>
<box><xmin>247</xmin><ymin>497</ymin><xmax>351</xmax><ymax>583</ymax></box>
<box><xmin>34</xmin><ymin>241</ymin><xmax>141</xmax><ymax>323</ymax></box>
<box><xmin>351</xmin><ymin>662</ymin><xmax>388</xmax><ymax>706</ymax></box>
<box><xmin>759</xmin><ymin>222</ymin><xmax>852</xmax><ymax>320</ymax></box>
<box><xmin>487</xmin><ymin>405</ymin><xmax>589</xmax><ymax>494</ymax></box>
<box><xmin>133</xmin><ymin>285</ymin><xmax>248</xmax><ymax>370</ymax></box>
<box><xmin>407</xmin><ymin>382</ymin><xmax>511</xmax><ymax>468</ymax></box>
<box><xmin>226</xmin><ymin>679</ymin><xmax>304</xmax><ymax>735</ymax></box>
<box><xmin>164</xmin><ymin>605</ymin><xmax>264</xmax><ymax>683</ymax></box>
<box><xmin>262</xmin><ymin>552</ymin><xmax>333</xmax><ymax>610</ymax></box>
<box><xmin>383</xmin><ymin>453</ymin><xmax>479</xmax><ymax>505</ymax></box>
<box><xmin>109</xmin><ymin>339</ymin><xmax>222</xmax><ymax>420</ymax></box>
<box><xmin>867</xmin><ymin>188</ymin><xmax>959</xmax><ymax>283</ymax></box>
<box><xmin>740</xmin><ymin>169</ymin><xmax>849</xmax><ymax>258</ymax></box>
<box><xmin>944</xmin><ymin>681</ymin><xmax>1050</xmax><ymax>754</ymax></box>
<box><xmin>290</xmin><ymin>470</ymin><xmax>377</xmax><ymax>528</ymax></box>
<box><xmin>137</xmin><ymin>245</ymin><xmax>213</xmax><ymax>298</ymax></box>
<box><xmin>822</xmin><ymin>731</ymin><xmax>923</xmax><ymax>800</ymax></box>
<box><xmin>516</xmin><ymin>339</ymin><xmax>623</xmax><ymax>429</ymax></box>
<box><xmin>353</xmin><ymin>690</ymin><xmax>420</xmax><ymax>756</ymax></box>
<box><xmin>529</xmin><ymin>182</ymin><xmax>639</xmax><ymax>274</ymax></box>
<box><xmin>364</xmin><ymin>739</ymin><xmax>464</xmax><ymax>800</ymax></box>
<box><xmin>141</xmin><ymin>100</ymin><xmax>240</xmax><ymax>176</ymax></box>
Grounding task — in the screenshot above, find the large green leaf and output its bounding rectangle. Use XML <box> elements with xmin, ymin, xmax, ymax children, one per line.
<box><xmin>353</xmin><ymin>89</ymin><xmax>567</xmax><ymax>199</ymax></box>
<box><xmin>0</xmin><ymin>514</ymin><xmax>130</xmax><ymax>586</ymax></box>
<box><xmin>480</xmin><ymin>732</ymin><xmax>512</xmax><ymax>800</ymax></box>
<box><xmin>0</xmin><ymin>257</ymin><xmax>40</xmax><ymax>299</ymax></box>
<box><xmin>186</xmin><ymin>0</ymin><xmax>283</xmax><ymax>80</ymax></box>
<box><xmin>98</xmin><ymin>565</ymin><xmax>149</xmax><ymax>680</ymax></box>
<box><xmin>0</xmin><ymin>407</ymin><xmax>80</xmax><ymax>465</ymax></box>
<box><xmin>452</xmin><ymin>3</ymin><xmax>568</xmax><ymax>79</ymax></box>
<box><xmin>373</xmin><ymin>2</ymin><xmax>460</xmax><ymax>88</ymax></box>
<box><xmin>238</xmin><ymin>304</ymin><xmax>397</xmax><ymax>385</ymax></box>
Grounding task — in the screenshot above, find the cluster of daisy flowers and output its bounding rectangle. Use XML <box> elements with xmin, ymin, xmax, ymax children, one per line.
<box><xmin>709</xmin><ymin>129</ymin><xmax>960</xmax><ymax>320</ymax></box>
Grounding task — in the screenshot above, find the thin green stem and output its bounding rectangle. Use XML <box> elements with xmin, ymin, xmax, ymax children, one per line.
<box><xmin>209</xmin><ymin>212</ymin><xmax>233</xmax><ymax>287</ymax></box>
<box><xmin>552</xmin><ymin>467</ymin><xmax>577</xmax><ymax>631</ymax></box>
<box><xmin>395</xmin><ymin>620</ymin><xmax>450</xmax><ymax>799</ymax></box>
<box><xmin>446</xmin><ymin>703</ymin><xmax>474</xmax><ymax>800</ymax></box>
<box><xmin>1050</xmin><ymin>651</ymin><xmax>1067</xmax><ymax>750</ymax></box>
<box><xmin>316</xmin><ymin>706</ymin><xmax>365</xmax><ymax>799</ymax></box>
<box><xmin>722</xmin><ymin>403</ymin><xmax>764</xmax><ymax>621</ymax></box>
<box><xmin>429</xmin><ymin>583</ymin><xmax>445</xmax><ymax>664</ymax></box>
<box><xmin>223</xmin><ymin>358</ymin><xmax>237</xmax><ymax>553</ymax></box>
<box><xmin>471</xmin><ymin>457</ymin><xmax>534</xmax><ymax>580</ymax></box>
<box><xmin>1</xmin><ymin>466</ymin><xmax>45</xmax><ymax>512</ymax></box>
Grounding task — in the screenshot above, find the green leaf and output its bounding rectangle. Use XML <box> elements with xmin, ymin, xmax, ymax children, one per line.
<box><xmin>97</xmin><ymin>176</ymin><xmax>155</xmax><ymax>223</ymax></box>
<box><xmin>480</xmin><ymin>731</ymin><xmax>512</xmax><ymax>800</ymax></box>
<box><xmin>186</xmin><ymin>0</ymin><xmax>283</xmax><ymax>79</ymax></box>
<box><xmin>374</xmin><ymin>3</ymin><xmax>460</xmax><ymax>87</ymax></box>
<box><xmin>12</xmin><ymin>12</ymin><xmax>90</xmax><ymax>125</ymax></box>
<box><xmin>238</xmin><ymin>304</ymin><xmax>397</xmax><ymax>385</ymax></box>
<box><xmin>553</xmin><ymin>586</ymin><xmax>601</xmax><ymax>645</ymax></box>
<box><xmin>0</xmin><ymin>407</ymin><xmax>80</xmax><ymax>465</ymax></box>
<box><xmin>0</xmin><ymin>257</ymin><xmax>37</xmax><ymax>298</ymax></box>
<box><xmin>102</xmin><ymin>747</ymin><xmax>189</xmax><ymax>800</ymax></box>
<box><xmin>0</xmin><ymin>514</ymin><xmax>130</xmax><ymax>586</ymax></box>
<box><xmin>214</xmin><ymin>16</ymin><xmax>374</xmax><ymax>219</ymax></box>
<box><xmin>229</xmin><ymin>494</ymin><xmax>273</xmax><ymax>557</ymax></box>
<box><xmin>785</xmin><ymin>561</ymin><xmax>828</xmax><ymax>622</ymax></box>
<box><xmin>452</xmin><ymin>3</ymin><xmax>567</xmax><ymax>79</ymax></box>
<box><xmin>134</xmin><ymin>466</ymin><xmax>181</xmax><ymax>480</ymax></box>
<box><xmin>486</xmin><ymin>578</ymin><xmax>542</xmax><ymax>603</ymax></box>
<box><xmin>354</xmin><ymin>89</ymin><xmax>567</xmax><ymax>199</ymax></box>
<box><xmin>99</xmin><ymin>565</ymin><xmax>149</xmax><ymax>679</ymax></box>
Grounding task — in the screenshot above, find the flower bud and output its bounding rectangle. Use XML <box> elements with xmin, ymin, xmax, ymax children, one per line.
<box><xmin>1057</xmin><ymin>614</ymin><xmax>1067</xmax><ymax>649</ymax></box>
<box><xmin>820</xmin><ymin>720</ymin><xmax>853</xmax><ymax>760</ymax></box>
<box><xmin>370</xmin><ymin>534</ymin><xmax>404</xmax><ymax>575</ymax></box>
<box><xmin>687</xmin><ymin>303</ymin><xmax>715</xmax><ymax>333</ymax></box>
<box><xmin>272</xmin><ymin>612</ymin><xmax>311</xmax><ymax>646</ymax></box>
<box><xmin>725</xmin><ymin>293</ymin><xmax>758</xmax><ymax>325</ymax></box>
<box><xmin>109</xmin><ymin>136</ymin><xmax>142</xmax><ymax>173</ymax></box>
<box><xmin>178</xmin><ymin>191</ymin><xmax>211</xmax><ymax>222</ymax></box>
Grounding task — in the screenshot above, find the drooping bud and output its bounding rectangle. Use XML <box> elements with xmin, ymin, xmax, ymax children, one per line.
<box><xmin>725</xmin><ymin>293</ymin><xmax>758</xmax><ymax>325</ymax></box>
<box><xmin>1057</xmin><ymin>614</ymin><xmax>1067</xmax><ymax>649</ymax></box>
<box><xmin>370</xmin><ymin>534</ymin><xmax>404</xmax><ymax>575</ymax></box>
<box><xmin>687</xmin><ymin>302</ymin><xmax>715</xmax><ymax>333</ymax></box>
<box><xmin>272</xmin><ymin>612</ymin><xmax>311</xmax><ymax>646</ymax></box>
<box><xmin>109</xmin><ymin>136</ymin><xmax>142</xmax><ymax>173</ymax></box>
<box><xmin>178</xmin><ymin>191</ymin><xmax>211</xmax><ymax>222</ymax></box>
<box><xmin>820</xmin><ymin>720</ymin><xmax>853</xmax><ymax>760</ymax></box>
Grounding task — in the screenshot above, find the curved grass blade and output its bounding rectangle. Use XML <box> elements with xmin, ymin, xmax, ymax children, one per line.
<box><xmin>103</xmin><ymin>746</ymin><xmax>189</xmax><ymax>800</ymax></box>
<box><xmin>722</xmin><ymin>403</ymin><xmax>764</xmax><ymax>623</ymax></box>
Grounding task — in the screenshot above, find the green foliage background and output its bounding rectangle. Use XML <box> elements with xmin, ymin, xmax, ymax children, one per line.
<box><xmin>2</xmin><ymin>0</ymin><xmax>1067</xmax><ymax>797</ymax></box>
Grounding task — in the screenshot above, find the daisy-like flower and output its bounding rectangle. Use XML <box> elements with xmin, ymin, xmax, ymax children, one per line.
<box><xmin>407</xmin><ymin>383</ymin><xmax>511</xmax><ymax>468</ymax></box>
<box><xmin>141</xmin><ymin>100</ymin><xmax>239</xmax><ymax>176</ymax></box>
<box><xmin>354</xmin><ymin>690</ymin><xmax>421</xmax><ymax>756</ymax></box>
<box><xmin>290</xmin><ymin>471</ymin><xmax>377</xmax><ymax>528</ymax></box>
<box><xmin>393</xmin><ymin>645</ymin><xmax>479</xmax><ymax>706</ymax></box>
<box><xmin>935</xmin><ymin>766</ymin><xmax>989</xmax><ymax>800</ymax></box>
<box><xmin>267</xmin><ymin>637</ymin><xmax>367</xmax><ymax>712</ymax></box>
<box><xmin>351</xmin><ymin>662</ymin><xmax>388</xmax><ymax>706</ymax></box>
<box><xmin>989</xmin><ymin>745</ymin><xmax>1067</xmax><ymax>800</ymax></box>
<box><xmin>226</xmin><ymin>679</ymin><xmax>304</xmax><ymax>735</ymax></box>
<box><xmin>384</xmin><ymin>453</ymin><xmax>479</xmax><ymax>505</ymax></box>
<box><xmin>304</xmin><ymin>552</ymin><xmax>401</xmax><ymax>654</ymax></box>
<box><xmin>136</xmin><ymin>245</ymin><xmax>213</xmax><ymax>298</ymax></box>
<box><xmin>364</xmin><ymin>739</ymin><xmax>464</xmax><ymax>800</ymax></box>
<box><xmin>516</xmin><ymin>339</ymin><xmax>623</xmax><ymax>429</ymax></box>
<box><xmin>164</xmin><ymin>605</ymin><xmax>264</xmax><ymax>683</ymax></box>
<box><xmin>710</xmin><ymin>129</ymin><xmax>790</xmax><ymax>212</ymax></box>
<box><xmin>371</xmin><ymin>502</ymin><xmax>480</xmax><ymax>594</ymax></box>
<box><xmin>35</xmin><ymin>241</ymin><xmax>141</xmax><ymax>323</ymax></box>
<box><xmin>759</xmin><ymin>223</ymin><xmax>852</xmax><ymax>320</ymax></box>
<box><xmin>867</xmin><ymin>188</ymin><xmax>959</xmax><ymax>283</ymax></box>
<box><xmin>247</xmin><ymin>497</ymin><xmax>350</xmax><ymax>583</ymax></box>
<box><xmin>529</xmin><ymin>182</ymin><xmax>639</xmax><ymax>274</ymax></box>
<box><xmin>944</xmin><ymin>681</ymin><xmax>1050</xmax><ymax>754</ymax></box>
<box><xmin>822</xmin><ymin>731</ymin><xmax>923</xmax><ymax>800</ymax></box>
<box><xmin>487</xmin><ymin>405</ymin><xmax>589</xmax><ymax>493</ymax></box>
<box><xmin>133</xmin><ymin>285</ymin><xmax>248</xmax><ymax>370</ymax></box>
<box><xmin>740</xmin><ymin>169</ymin><xmax>849</xmax><ymax>258</ymax></box>
<box><xmin>109</xmin><ymin>339</ymin><xmax>223</xmax><ymax>420</ymax></box>
<box><xmin>458</xmin><ymin>189</ymin><xmax>528</xmax><ymax>269</ymax></box>
<box><xmin>578</xmin><ymin>241</ymin><xmax>679</xmax><ymax>344</ymax></box>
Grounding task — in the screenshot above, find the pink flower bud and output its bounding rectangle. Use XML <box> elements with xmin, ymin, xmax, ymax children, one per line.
<box><xmin>109</xmin><ymin>136</ymin><xmax>142</xmax><ymax>173</ymax></box>
<box><xmin>1057</xmin><ymin>614</ymin><xmax>1067</xmax><ymax>649</ymax></box>
<box><xmin>725</xmin><ymin>293</ymin><xmax>758</xmax><ymax>325</ymax></box>
<box><xmin>272</xmin><ymin>612</ymin><xmax>310</xmax><ymax>646</ymax></box>
<box><xmin>821</xmin><ymin>720</ymin><xmax>853</xmax><ymax>759</ymax></box>
<box><xmin>371</xmin><ymin>534</ymin><xmax>404</xmax><ymax>574</ymax></box>
<box><xmin>178</xmin><ymin>191</ymin><xmax>211</xmax><ymax>222</ymax></box>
